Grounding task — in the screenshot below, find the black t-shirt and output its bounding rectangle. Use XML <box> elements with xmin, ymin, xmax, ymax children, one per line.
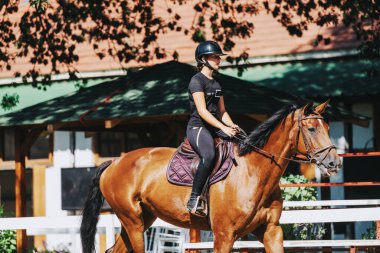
<box><xmin>187</xmin><ymin>72</ymin><xmax>223</xmax><ymax>128</ymax></box>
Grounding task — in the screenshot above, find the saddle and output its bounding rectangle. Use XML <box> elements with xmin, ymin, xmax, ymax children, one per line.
<box><xmin>166</xmin><ymin>138</ymin><xmax>237</xmax><ymax>187</ymax></box>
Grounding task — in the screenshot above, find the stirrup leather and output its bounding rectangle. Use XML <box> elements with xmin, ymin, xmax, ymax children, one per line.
<box><xmin>188</xmin><ymin>196</ymin><xmax>208</xmax><ymax>217</ymax></box>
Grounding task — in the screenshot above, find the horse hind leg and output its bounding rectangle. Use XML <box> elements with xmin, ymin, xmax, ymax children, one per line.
<box><xmin>116</xmin><ymin>217</ymin><xmax>144</xmax><ymax>253</ymax></box>
<box><xmin>106</xmin><ymin>226</ymin><xmax>132</xmax><ymax>253</ymax></box>
<box><xmin>104</xmin><ymin>222</ymin><xmax>145</xmax><ymax>253</ymax></box>
<box><xmin>107</xmin><ymin>208</ymin><xmax>157</xmax><ymax>253</ymax></box>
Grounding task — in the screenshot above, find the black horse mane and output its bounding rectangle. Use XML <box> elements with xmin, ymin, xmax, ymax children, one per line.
<box><xmin>238</xmin><ymin>104</ymin><xmax>299</xmax><ymax>155</ymax></box>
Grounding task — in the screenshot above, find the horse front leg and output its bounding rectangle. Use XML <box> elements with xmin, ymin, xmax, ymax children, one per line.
<box><xmin>256</xmin><ymin>222</ymin><xmax>284</xmax><ymax>253</ymax></box>
<box><xmin>260</xmin><ymin>188</ymin><xmax>284</xmax><ymax>252</ymax></box>
<box><xmin>213</xmin><ymin>232</ymin><xmax>235</xmax><ymax>253</ymax></box>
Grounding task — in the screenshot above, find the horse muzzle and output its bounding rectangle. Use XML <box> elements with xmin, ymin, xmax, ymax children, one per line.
<box><xmin>319</xmin><ymin>155</ymin><xmax>342</xmax><ymax>177</ymax></box>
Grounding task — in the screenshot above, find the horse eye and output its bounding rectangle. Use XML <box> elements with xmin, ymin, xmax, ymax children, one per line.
<box><xmin>308</xmin><ymin>127</ymin><xmax>315</xmax><ymax>132</ymax></box>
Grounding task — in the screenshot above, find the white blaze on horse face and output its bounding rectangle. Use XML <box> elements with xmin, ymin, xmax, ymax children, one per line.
<box><xmin>317</xmin><ymin>118</ymin><xmax>329</xmax><ymax>146</ymax></box>
<box><xmin>316</xmin><ymin>118</ymin><xmax>341</xmax><ymax>176</ymax></box>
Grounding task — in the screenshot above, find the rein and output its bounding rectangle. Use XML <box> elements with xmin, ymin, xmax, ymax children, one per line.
<box><xmin>233</xmin><ymin>112</ymin><xmax>336</xmax><ymax>165</ymax></box>
<box><xmin>233</xmin><ymin>134</ymin><xmax>312</xmax><ymax>164</ymax></box>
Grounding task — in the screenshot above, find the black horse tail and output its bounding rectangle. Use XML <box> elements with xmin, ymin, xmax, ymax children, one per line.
<box><xmin>80</xmin><ymin>160</ymin><xmax>112</xmax><ymax>253</ymax></box>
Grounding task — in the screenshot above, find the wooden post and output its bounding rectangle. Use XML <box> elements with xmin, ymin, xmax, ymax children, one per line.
<box><xmin>377</xmin><ymin>220</ymin><xmax>380</xmax><ymax>240</ymax></box>
<box><xmin>190</xmin><ymin>228</ymin><xmax>201</xmax><ymax>253</ymax></box>
<box><xmin>349</xmin><ymin>246</ymin><xmax>357</xmax><ymax>253</ymax></box>
<box><xmin>33</xmin><ymin>165</ymin><xmax>47</xmax><ymax>251</ymax></box>
<box><xmin>14</xmin><ymin>128</ymin><xmax>27</xmax><ymax>252</ymax></box>
<box><xmin>100</xmin><ymin>211</ymin><xmax>112</xmax><ymax>252</ymax></box>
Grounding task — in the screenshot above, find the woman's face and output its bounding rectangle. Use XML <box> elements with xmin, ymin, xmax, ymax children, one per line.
<box><xmin>206</xmin><ymin>54</ymin><xmax>221</xmax><ymax>70</ymax></box>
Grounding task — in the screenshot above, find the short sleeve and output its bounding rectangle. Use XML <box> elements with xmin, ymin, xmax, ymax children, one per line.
<box><xmin>188</xmin><ymin>76</ymin><xmax>205</xmax><ymax>94</ymax></box>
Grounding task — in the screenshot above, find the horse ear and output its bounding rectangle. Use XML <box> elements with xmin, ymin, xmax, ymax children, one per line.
<box><xmin>303</xmin><ymin>102</ymin><xmax>314</xmax><ymax>116</ymax></box>
<box><xmin>315</xmin><ymin>99</ymin><xmax>330</xmax><ymax>114</ymax></box>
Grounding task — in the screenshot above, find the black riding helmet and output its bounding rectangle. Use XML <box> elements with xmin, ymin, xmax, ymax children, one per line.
<box><xmin>195</xmin><ymin>41</ymin><xmax>226</xmax><ymax>70</ymax></box>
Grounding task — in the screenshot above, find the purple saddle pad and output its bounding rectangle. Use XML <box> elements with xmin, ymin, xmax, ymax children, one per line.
<box><xmin>166</xmin><ymin>138</ymin><xmax>236</xmax><ymax>186</ymax></box>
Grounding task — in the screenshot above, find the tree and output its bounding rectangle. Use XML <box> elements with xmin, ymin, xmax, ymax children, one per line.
<box><xmin>1</xmin><ymin>0</ymin><xmax>379</xmax><ymax>109</ymax></box>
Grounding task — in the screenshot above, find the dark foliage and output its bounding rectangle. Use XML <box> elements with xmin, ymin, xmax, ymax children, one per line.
<box><xmin>1</xmin><ymin>1</ymin><xmax>379</xmax><ymax>108</ymax></box>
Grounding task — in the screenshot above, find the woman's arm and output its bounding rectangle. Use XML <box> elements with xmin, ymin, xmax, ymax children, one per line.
<box><xmin>218</xmin><ymin>96</ymin><xmax>238</xmax><ymax>129</ymax></box>
<box><xmin>193</xmin><ymin>92</ymin><xmax>236</xmax><ymax>136</ymax></box>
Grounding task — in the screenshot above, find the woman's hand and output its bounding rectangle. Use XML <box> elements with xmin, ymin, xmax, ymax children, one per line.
<box><xmin>230</xmin><ymin>124</ymin><xmax>240</xmax><ymax>131</ymax></box>
<box><xmin>221</xmin><ymin>126</ymin><xmax>237</xmax><ymax>137</ymax></box>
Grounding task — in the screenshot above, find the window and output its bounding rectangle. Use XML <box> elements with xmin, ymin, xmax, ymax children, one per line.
<box><xmin>125</xmin><ymin>132</ymin><xmax>144</xmax><ymax>152</ymax></box>
<box><xmin>2</xmin><ymin>130</ymin><xmax>15</xmax><ymax>161</ymax></box>
<box><xmin>29</xmin><ymin>135</ymin><xmax>50</xmax><ymax>159</ymax></box>
<box><xmin>98</xmin><ymin>132</ymin><xmax>123</xmax><ymax>157</ymax></box>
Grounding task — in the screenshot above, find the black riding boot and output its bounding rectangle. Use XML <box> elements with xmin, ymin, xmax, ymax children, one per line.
<box><xmin>187</xmin><ymin>163</ymin><xmax>211</xmax><ymax>217</ymax></box>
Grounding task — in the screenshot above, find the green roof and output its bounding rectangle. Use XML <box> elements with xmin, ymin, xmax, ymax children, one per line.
<box><xmin>0</xmin><ymin>61</ymin><xmax>369</xmax><ymax>128</ymax></box>
<box><xmin>220</xmin><ymin>58</ymin><xmax>380</xmax><ymax>98</ymax></box>
<box><xmin>0</xmin><ymin>78</ymin><xmax>113</xmax><ymax>115</ymax></box>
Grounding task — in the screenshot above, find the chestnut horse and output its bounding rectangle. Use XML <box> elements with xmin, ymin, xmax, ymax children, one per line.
<box><xmin>80</xmin><ymin>101</ymin><xmax>341</xmax><ymax>253</ymax></box>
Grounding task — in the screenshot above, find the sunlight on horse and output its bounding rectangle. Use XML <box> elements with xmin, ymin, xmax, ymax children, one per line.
<box><xmin>80</xmin><ymin>100</ymin><xmax>342</xmax><ymax>253</ymax></box>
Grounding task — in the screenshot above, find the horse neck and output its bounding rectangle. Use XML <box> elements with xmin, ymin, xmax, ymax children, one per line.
<box><xmin>245</xmin><ymin>113</ymin><xmax>295</xmax><ymax>188</ymax></box>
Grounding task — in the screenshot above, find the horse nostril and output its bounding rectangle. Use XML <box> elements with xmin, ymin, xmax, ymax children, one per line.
<box><xmin>329</xmin><ymin>161</ymin><xmax>336</xmax><ymax>168</ymax></box>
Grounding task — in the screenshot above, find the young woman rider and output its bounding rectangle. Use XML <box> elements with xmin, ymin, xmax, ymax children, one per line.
<box><xmin>186</xmin><ymin>40</ymin><xmax>239</xmax><ymax>216</ymax></box>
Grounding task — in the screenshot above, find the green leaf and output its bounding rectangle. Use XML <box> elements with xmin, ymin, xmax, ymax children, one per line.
<box><xmin>1</xmin><ymin>93</ymin><xmax>20</xmax><ymax>111</ymax></box>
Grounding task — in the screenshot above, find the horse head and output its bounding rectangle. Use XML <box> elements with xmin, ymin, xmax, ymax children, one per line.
<box><xmin>291</xmin><ymin>100</ymin><xmax>342</xmax><ymax>177</ymax></box>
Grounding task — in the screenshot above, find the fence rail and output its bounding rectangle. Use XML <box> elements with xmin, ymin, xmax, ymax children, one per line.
<box><xmin>280</xmin><ymin>181</ymin><xmax>380</xmax><ymax>187</ymax></box>
<box><xmin>1</xmin><ymin>199</ymin><xmax>379</xmax><ymax>251</ymax></box>
<box><xmin>283</xmin><ymin>199</ymin><xmax>380</xmax><ymax>207</ymax></box>
<box><xmin>183</xmin><ymin>240</ymin><xmax>380</xmax><ymax>251</ymax></box>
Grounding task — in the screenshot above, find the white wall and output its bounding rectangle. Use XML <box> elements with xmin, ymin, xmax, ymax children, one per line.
<box><xmin>328</xmin><ymin>121</ymin><xmax>345</xmax><ymax>200</ymax></box>
<box><xmin>45</xmin><ymin>131</ymin><xmax>95</xmax><ymax>252</ymax></box>
<box><xmin>74</xmin><ymin>132</ymin><xmax>95</xmax><ymax>168</ymax></box>
<box><xmin>53</xmin><ymin>131</ymin><xmax>74</xmax><ymax>168</ymax></box>
<box><xmin>53</xmin><ymin>131</ymin><xmax>94</xmax><ymax>168</ymax></box>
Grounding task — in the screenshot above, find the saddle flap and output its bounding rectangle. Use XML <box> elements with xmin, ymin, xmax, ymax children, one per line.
<box><xmin>209</xmin><ymin>138</ymin><xmax>226</xmax><ymax>178</ymax></box>
<box><xmin>178</xmin><ymin>138</ymin><xmax>197</xmax><ymax>158</ymax></box>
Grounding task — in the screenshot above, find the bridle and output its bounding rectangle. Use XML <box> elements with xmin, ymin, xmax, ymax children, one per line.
<box><xmin>292</xmin><ymin>111</ymin><xmax>336</xmax><ymax>166</ymax></box>
<box><xmin>233</xmin><ymin>109</ymin><xmax>336</xmax><ymax>166</ymax></box>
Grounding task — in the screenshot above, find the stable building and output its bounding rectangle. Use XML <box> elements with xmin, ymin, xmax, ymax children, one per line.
<box><xmin>0</xmin><ymin>60</ymin><xmax>369</xmax><ymax>251</ymax></box>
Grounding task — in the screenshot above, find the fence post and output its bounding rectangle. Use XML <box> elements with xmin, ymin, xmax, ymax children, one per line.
<box><xmin>190</xmin><ymin>228</ymin><xmax>201</xmax><ymax>253</ymax></box>
<box><xmin>105</xmin><ymin>215</ymin><xmax>116</xmax><ymax>249</ymax></box>
<box><xmin>14</xmin><ymin>128</ymin><xmax>27</xmax><ymax>253</ymax></box>
<box><xmin>377</xmin><ymin>220</ymin><xmax>380</xmax><ymax>240</ymax></box>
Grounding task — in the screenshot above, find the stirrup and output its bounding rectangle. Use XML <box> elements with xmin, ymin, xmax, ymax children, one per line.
<box><xmin>188</xmin><ymin>196</ymin><xmax>208</xmax><ymax>217</ymax></box>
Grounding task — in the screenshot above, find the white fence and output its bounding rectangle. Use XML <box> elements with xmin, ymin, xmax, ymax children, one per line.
<box><xmin>0</xmin><ymin>199</ymin><xmax>380</xmax><ymax>252</ymax></box>
<box><xmin>183</xmin><ymin>240</ymin><xmax>380</xmax><ymax>251</ymax></box>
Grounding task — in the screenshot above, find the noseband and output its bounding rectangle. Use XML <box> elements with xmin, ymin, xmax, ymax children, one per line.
<box><xmin>293</xmin><ymin>112</ymin><xmax>336</xmax><ymax>166</ymax></box>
